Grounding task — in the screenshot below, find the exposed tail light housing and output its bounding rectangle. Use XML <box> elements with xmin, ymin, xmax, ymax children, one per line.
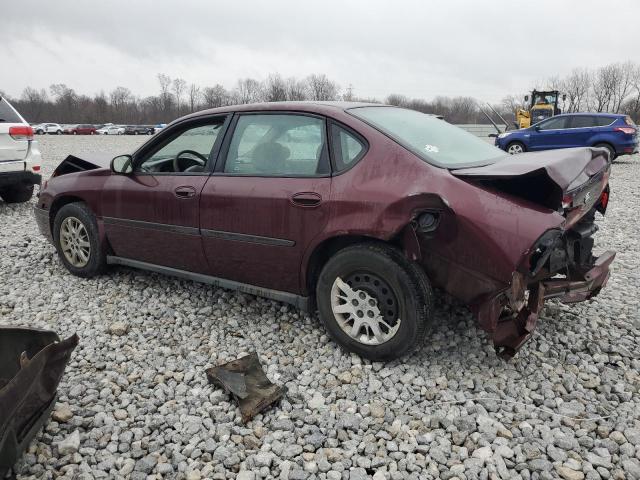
<box><xmin>32</xmin><ymin>165</ymin><xmax>41</xmax><ymax>172</ymax></box>
<box><xmin>599</xmin><ymin>190</ymin><xmax>609</xmax><ymax>210</ymax></box>
<box><xmin>561</xmin><ymin>194</ymin><xmax>574</xmax><ymax>210</ymax></box>
<box><xmin>9</xmin><ymin>125</ymin><xmax>34</xmax><ymax>141</ymax></box>
<box><xmin>614</xmin><ymin>126</ymin><xmax>636</xmax><ymax>135</ymax></box>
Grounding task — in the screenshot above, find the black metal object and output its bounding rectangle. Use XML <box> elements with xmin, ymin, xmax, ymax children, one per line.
<box><xmin>0</xmin><ymin>328</ymin><xmax>78</xmax><ymax>478</ymax></box>
<box><xmin>206</xmin><ymin>352</ymin><xmax>285</xmax><ymax>423</ymax></box>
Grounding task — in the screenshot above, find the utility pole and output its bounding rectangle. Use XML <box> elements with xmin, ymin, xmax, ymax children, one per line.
<box><xmin>345</xmin><ymin>84</ymin><xmax>354</xmax><ymax>101</ymax></box>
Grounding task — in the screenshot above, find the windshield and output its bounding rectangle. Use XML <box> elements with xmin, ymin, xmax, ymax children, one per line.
<box><xmin>349</xmin><ymin>106</ymin><xmax>504</xmax><ymax>168</ymax></box>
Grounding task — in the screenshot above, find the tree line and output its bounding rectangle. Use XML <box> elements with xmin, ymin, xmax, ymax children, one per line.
<box><xmin>3</xmin><ymin>61</ymin><xmax>640</xmax><ymax>126</ymax></box>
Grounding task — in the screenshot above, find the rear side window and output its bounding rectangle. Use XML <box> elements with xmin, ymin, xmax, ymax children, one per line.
<box><xmin>331</xmin><ymin>124</ymin><xmax>366</xmax><ymax>172</ymax></box>
<box><xmin>224</xmin><ymin>114</ymin><xmax>329</xmax><ymax>176</ymax></box>
<box><xmin>592</xmin><ymin>116</ymin><xmax>614</xmax><ymax>127</ymax></box>
<box><xmin>0</xmin><ymin>98</ymin><xmax>23</xmax><ymax>123</ymax></box>
<box><xmin>570</xmin><ymin>116</ymin><xmax>594</xmax><ymax>128</ymax></box>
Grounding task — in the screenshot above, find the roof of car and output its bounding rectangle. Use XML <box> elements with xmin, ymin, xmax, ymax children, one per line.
<box><xmin>180</xmin><ymin>101</ymin><xmax>386</xmax><ymax>122</ymax></box>
<box><xmin>555</xmin><ymin>112</ymin><xmax>623</xmax><ymax>118</ymax></box>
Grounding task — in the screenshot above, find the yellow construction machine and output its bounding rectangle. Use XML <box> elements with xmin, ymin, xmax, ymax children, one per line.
<box><xmin>515</xmin><ymin>90</ymin><xmax>566</xmax><ymax>129</ymax></box>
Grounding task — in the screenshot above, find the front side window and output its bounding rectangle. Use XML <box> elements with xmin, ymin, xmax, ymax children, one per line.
<box><xmin>224</xmin><ymin>114</ymin><xmax>328</xmax><ymax>176</ymax></box>
<box><xmin>138</xmin><ymin>121</ymin><xmax>224</xmax><ymax>173</ymax></box>
<box><xmin>536</xmin><ymin>116</ymin><xmax>568</xmax><ymax>130</ymax></box>
<box><xmin>331</xmin><ymin>124</ymin><xmax>366</xmax><ymax>171</ymax></box>
<box><xmin>349</xmin><ymin>106</ymin><xmax>504</xmax><ymax>168</ymax></box>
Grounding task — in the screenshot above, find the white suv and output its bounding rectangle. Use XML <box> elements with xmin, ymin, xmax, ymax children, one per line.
<box><xmin>0</xmin><ymin>97</ymin><xmax>42</xmax><ymax>203</ymax></box>
<box><xmin>34</xmin><ymin>123</ymin><xmax>63</xmax><ymax>135</ymax></box>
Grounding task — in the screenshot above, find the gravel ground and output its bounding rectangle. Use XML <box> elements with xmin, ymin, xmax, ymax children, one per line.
<box><xmin>1</xmin><ymin>136</ymin><xmax>639</xmax><ymax>480</ymax></box>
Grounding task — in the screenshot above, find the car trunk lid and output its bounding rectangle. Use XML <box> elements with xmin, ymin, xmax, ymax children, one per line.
<box><xmin>450</xmin><ymin>147</ymin><xmax>610</xmax><ymax>215</ymax></box>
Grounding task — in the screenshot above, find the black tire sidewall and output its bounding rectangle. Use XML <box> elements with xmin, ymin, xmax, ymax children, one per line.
<box><xmin>0</xmin><ymin>184</ymin><xmax>34</xmax><ymax>203</ymax></box>
<box><xmin>53</xmin><ymin>203</ymin><xmax>106</xmax><ymax>277</ymax></box>
<box><xmin>317</xmin><ymin>245</ymin><xmax>429</xmax><ymax>360</ymax></box>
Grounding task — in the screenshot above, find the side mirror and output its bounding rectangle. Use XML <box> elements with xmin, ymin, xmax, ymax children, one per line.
<box><xmin>111</xmin><ymin>154</ymin><xmax>133</xmax><ymax>174</ymax></box>
<box><xmin>488</xmin><ymin>133</ymin><xmax>498</xmax><ymax>138</ymax></box>
<box><xmin>534</xmin><ymin>125</ymin><xmax>541</xmax><ymax>131</ymax></box>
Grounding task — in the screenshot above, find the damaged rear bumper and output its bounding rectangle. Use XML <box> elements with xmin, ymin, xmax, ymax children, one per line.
<box><xmin>474</xmin><ymin>249</ymin><xmax>615</xmax><ymax>359</ymax></box>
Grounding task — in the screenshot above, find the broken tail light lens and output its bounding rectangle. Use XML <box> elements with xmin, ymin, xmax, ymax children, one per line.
<box><xmin>599</xmin><ymin>190</ymin><xmax>609</xmax><ymax>210</ymax></box>
<box><xmin>9</xmin><ymin>126</ymin><xmax>34</xmax><ymax>141</ymax></box>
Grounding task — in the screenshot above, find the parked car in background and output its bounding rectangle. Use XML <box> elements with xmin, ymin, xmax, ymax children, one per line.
<box><xmin>0</xmin><ymin>96</ymin><xmax>41</xmax><ymax>203</ymax></box>
<box><xmin>96</xmin><ymin>125</ymin><xmax>124</xmax><ymax>135</ymax></box>
<box><xmin>153</xmin><ymin>123</ymin><xmax>167</xmax><ymax>134</ymax></box>
<box><xmin>35</xmin><ymin>102</ymin><xmax>615</xmax><ymax>361</ymax></box>
<box><xmin>34</xmin><ymin>123</ymin><xmax>63</xmax><ymax>135</ymax></box>
<box><xmin>124</xmin><ymin>125</ymin><xmax>154</xmax><ymax>135</ymax></box>
<box><xmin>496</xmin><ymin>113</ymin><xmax>638</xmax><ymax>160</ymax></box>
<box><xmin>65</xmin><ymin>124</ymin><xmax>97</xmax><ymax>135</ymax></box>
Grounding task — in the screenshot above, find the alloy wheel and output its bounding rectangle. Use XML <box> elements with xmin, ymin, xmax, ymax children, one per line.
<box><xmin>59</xmin><ymin>217</ymin><xmax>91</xmax><ymax>268</ymax></box>
<box><xmin>330</xmin><ymin>273</ymin><xmax>400</xmax><ymax>345</ymax></box>
<box><xmin>508</xmin><ymin>143</ymin><xmax>524</xmax><ymax>154</ymax></box>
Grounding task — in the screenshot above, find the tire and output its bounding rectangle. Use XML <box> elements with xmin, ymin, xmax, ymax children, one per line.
<box><xmin>316</xmin><ymin>243</ymin><xmax>434</xmax><ymax>361</ymax></box>
<box><xmin>0</xmin><ymin>184</ymin><xmax>34</xmax><ymax>203</ymax></box>
<box><xmin>53</xmin><ymin>202</ymin><xmax>107</xmax><ymax>278</ymax></box>
<box><xmin>507</xmin><ymin>141</ymin><xmax>526</xmax><ymax>155</ymax></box>
<box><xmin>134</xmin><ymin>131</ymin><xmax>139</xmax><ymax>135</ymax></box>
<box><xmin>594</xmin><ymin>143</ymin><xmax>616</xmax><ymax>162</ymax></box>
<box><xmin>56</xmin><ymin>130</ymin><xmax>62</xmax><ymax>135</ymax></box>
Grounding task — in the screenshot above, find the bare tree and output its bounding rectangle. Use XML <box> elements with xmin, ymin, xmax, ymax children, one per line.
<box><xmin>610</xmin><ymin>61</ymin><xmax>636</xmax><ymax>113</ymax></box>
<box><xmin>386</xmin><ymin>94</ymin><xmax>409</xmax><ymax>107</ymax></box>
<box><xmin>306</xmin><ymin>74</ymin><xmax>339</xmax><ymax>101</ymax></box>
<box><xmin>285</xmin><ymin>77</ymin><xmax>308</xmax><ymax>100</ymax></box>
<box><xmin>234</xmin><ymin>78</ymin><xmax>263</xmax><ymax>104</ymax></box>
<box><xmin>264</xmin><ymin>74</ymin><xmax>287</xmax><ymax>102</ymax></box>
<box><xmin>172</xmin><ymin>78</ymin><xmax>187</xmax><ymax>111</ymax></box>
<box><xmin>157</xmin><ymin>73</ymin><xmax>173</xmax><ymax>112</ymax></box>
<box><xmin>188</xmin><ymin>83</ymin><xmax>201</xmax><ymax>112</ymax></box>
<box><xmin>561</xmin><ymin>68</ymin><xmax>590</xmax><ymax>112</ymax></box>
<box><xmin>202</xmin><ymin>84</ymin><xmax>229</xmax><ymax>108</ymax></box>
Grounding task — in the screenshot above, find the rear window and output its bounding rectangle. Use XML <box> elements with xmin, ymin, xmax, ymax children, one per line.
<box><xmin>0</xmin><ymin>98</ymin><xmax>23</xmax><ymax>123</ymax></box>
<box><xmin>349</xmin><ymin>106</ymin><xmax>504</xmax><ymax>168</ymax></box>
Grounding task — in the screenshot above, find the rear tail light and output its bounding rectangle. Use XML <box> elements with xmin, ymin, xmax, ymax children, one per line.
<box><xmin>9</xmin><ymin>125</ymin><xmax>34</xmax><ymax>141</ymax></box>
<box><xmin>32</xmin><ymin>165</ymin><xmax>41</xmax><ymax>172</ymax></box>
<box><xmin>562</xmin><ymin>194</ymin><xmax>574</xmax><ymax>210</ymax></box>
<box><xmin>614</xmin><ymin>126</ymin><xmax>636</xmax><ymax>135</ymax></box>
<box><xmin>599</xmin><ymin>190</ymin><xmax>609</xmax><ymax>210</ymax></box>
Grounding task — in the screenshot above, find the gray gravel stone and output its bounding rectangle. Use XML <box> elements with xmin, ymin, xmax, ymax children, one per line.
<box><xmin>3</xmin><ymin>137</ymin><xmax>639</xmax><ymax>480</ymax></box>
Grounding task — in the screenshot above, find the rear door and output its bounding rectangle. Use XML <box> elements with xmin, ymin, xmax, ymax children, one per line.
<box><xmin>101</xmin><ymin>115</ymin><xmax>229</xmax><ymax>273</ymax></box>
<box><xmin>199</xmin><ymin>112</ymin><xmax>332</xmax><ymax>294</ymax></box>
<box><xmin>566</xmin><ymin>115</ymin><xmax>597</xmax><ymax>147</ymax></box>
<box><xmin>529</xmin><ymin>116</ymin><xmax>570</xmax><ymax>150</ymax></box>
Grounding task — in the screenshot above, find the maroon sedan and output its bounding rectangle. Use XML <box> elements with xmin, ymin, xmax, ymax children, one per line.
<box><xmin>34</xmin><ymin>102</ymin><xmax>615</xmax><ymax>360</ymax></box>
<box><xmin>65</xmin><ymin>124</ymin><xmax>97</xmax><ymax>135</ymax></box>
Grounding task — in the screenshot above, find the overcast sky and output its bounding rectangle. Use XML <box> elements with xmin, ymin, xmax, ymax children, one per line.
<box><xmin>2</xmin><ymin>0</ymin><xmax>639</xmax><ymax>103</ymax></box>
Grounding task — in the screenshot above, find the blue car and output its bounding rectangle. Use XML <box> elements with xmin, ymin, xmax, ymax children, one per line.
<box><xmin>495</xmin><ymin>113</ymin><xmax>638</xmax><ymax>160</ymax></box>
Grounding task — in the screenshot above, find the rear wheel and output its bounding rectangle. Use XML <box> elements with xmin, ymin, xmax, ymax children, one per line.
<box><xmin>0</xmin><ymin>184</ymin><xmax>34</xmax><ymax>203</ymax></box>
<box><xmin>316</xmin><ymin>243</ymin><xmax>433</xmax><ymax>361</ymax></box>
<box><xmin>507</xmin><ymin>141</ymin><xmax>526</xmax><ymax>154</ymax></box>
<box><xmin>56</xmin><ymin>130</ymin><xmax>62</xmax><ymax>135</ymax></box>
<box><xmin>53</xmin><ymin>202</ymin><xmax>107</xmax><ymax>277</ymax></box>
<box><xmin>594</xmin><ymin>143</ymin><xmax>616</xmax><ymax>162</ymax></box>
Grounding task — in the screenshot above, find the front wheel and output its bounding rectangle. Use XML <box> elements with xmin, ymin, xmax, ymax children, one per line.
<box><xmin>0</xmin><ymin>184</ymin><xmax>34</xmax><ymax>203</ymax></box>
<box><xmin>507</xmin><ymin>141</ymin><xmax>526</xmax><ymax>154</ymax></box>
<box><xmin>316</xmin><ymin>243</ymin><xmax>434</xmax><ymax>361</ymax></box>
<box><xmin>53</xmin><ymin>202</ymin><xmax>107</xmax><ymax>277</ymax></box>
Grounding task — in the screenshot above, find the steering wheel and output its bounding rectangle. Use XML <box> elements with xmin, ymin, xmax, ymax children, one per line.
<box><xmin>173</xmin><ymin>150</ymin><xmax>208</xmax><ymax>172</ymax></box>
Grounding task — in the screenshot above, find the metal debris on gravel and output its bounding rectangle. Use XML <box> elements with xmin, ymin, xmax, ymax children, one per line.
<box><xmin>1</xmin><ymin>136</ymin><xmax>639</xmax><ymax>479</ymax></box>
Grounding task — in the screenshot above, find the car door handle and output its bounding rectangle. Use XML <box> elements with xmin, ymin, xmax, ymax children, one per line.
<box><xmin>290</xmin><ymin>192</ymin><xmax>322</xmax><ymax>208</ymax></box>
<box><xmin>174</xmin><ymin>186</ymin><xmax>196</xmax><ymax>199</ymax></box>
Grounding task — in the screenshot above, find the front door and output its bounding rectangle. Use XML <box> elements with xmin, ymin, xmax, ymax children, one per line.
<box><xmin>529</xmin><ymin>116</ymin><xmax>569</xmax><ymax>150</ymax></box>
<box><xmin>101</xmin><ymin>116</ymin><xmax>228</xmax><ymax>273</ymax></box>
<box><xmin>200</xmin><ymin>112</ymin><xmax>332</xmax><ymax>294</ymax></box>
